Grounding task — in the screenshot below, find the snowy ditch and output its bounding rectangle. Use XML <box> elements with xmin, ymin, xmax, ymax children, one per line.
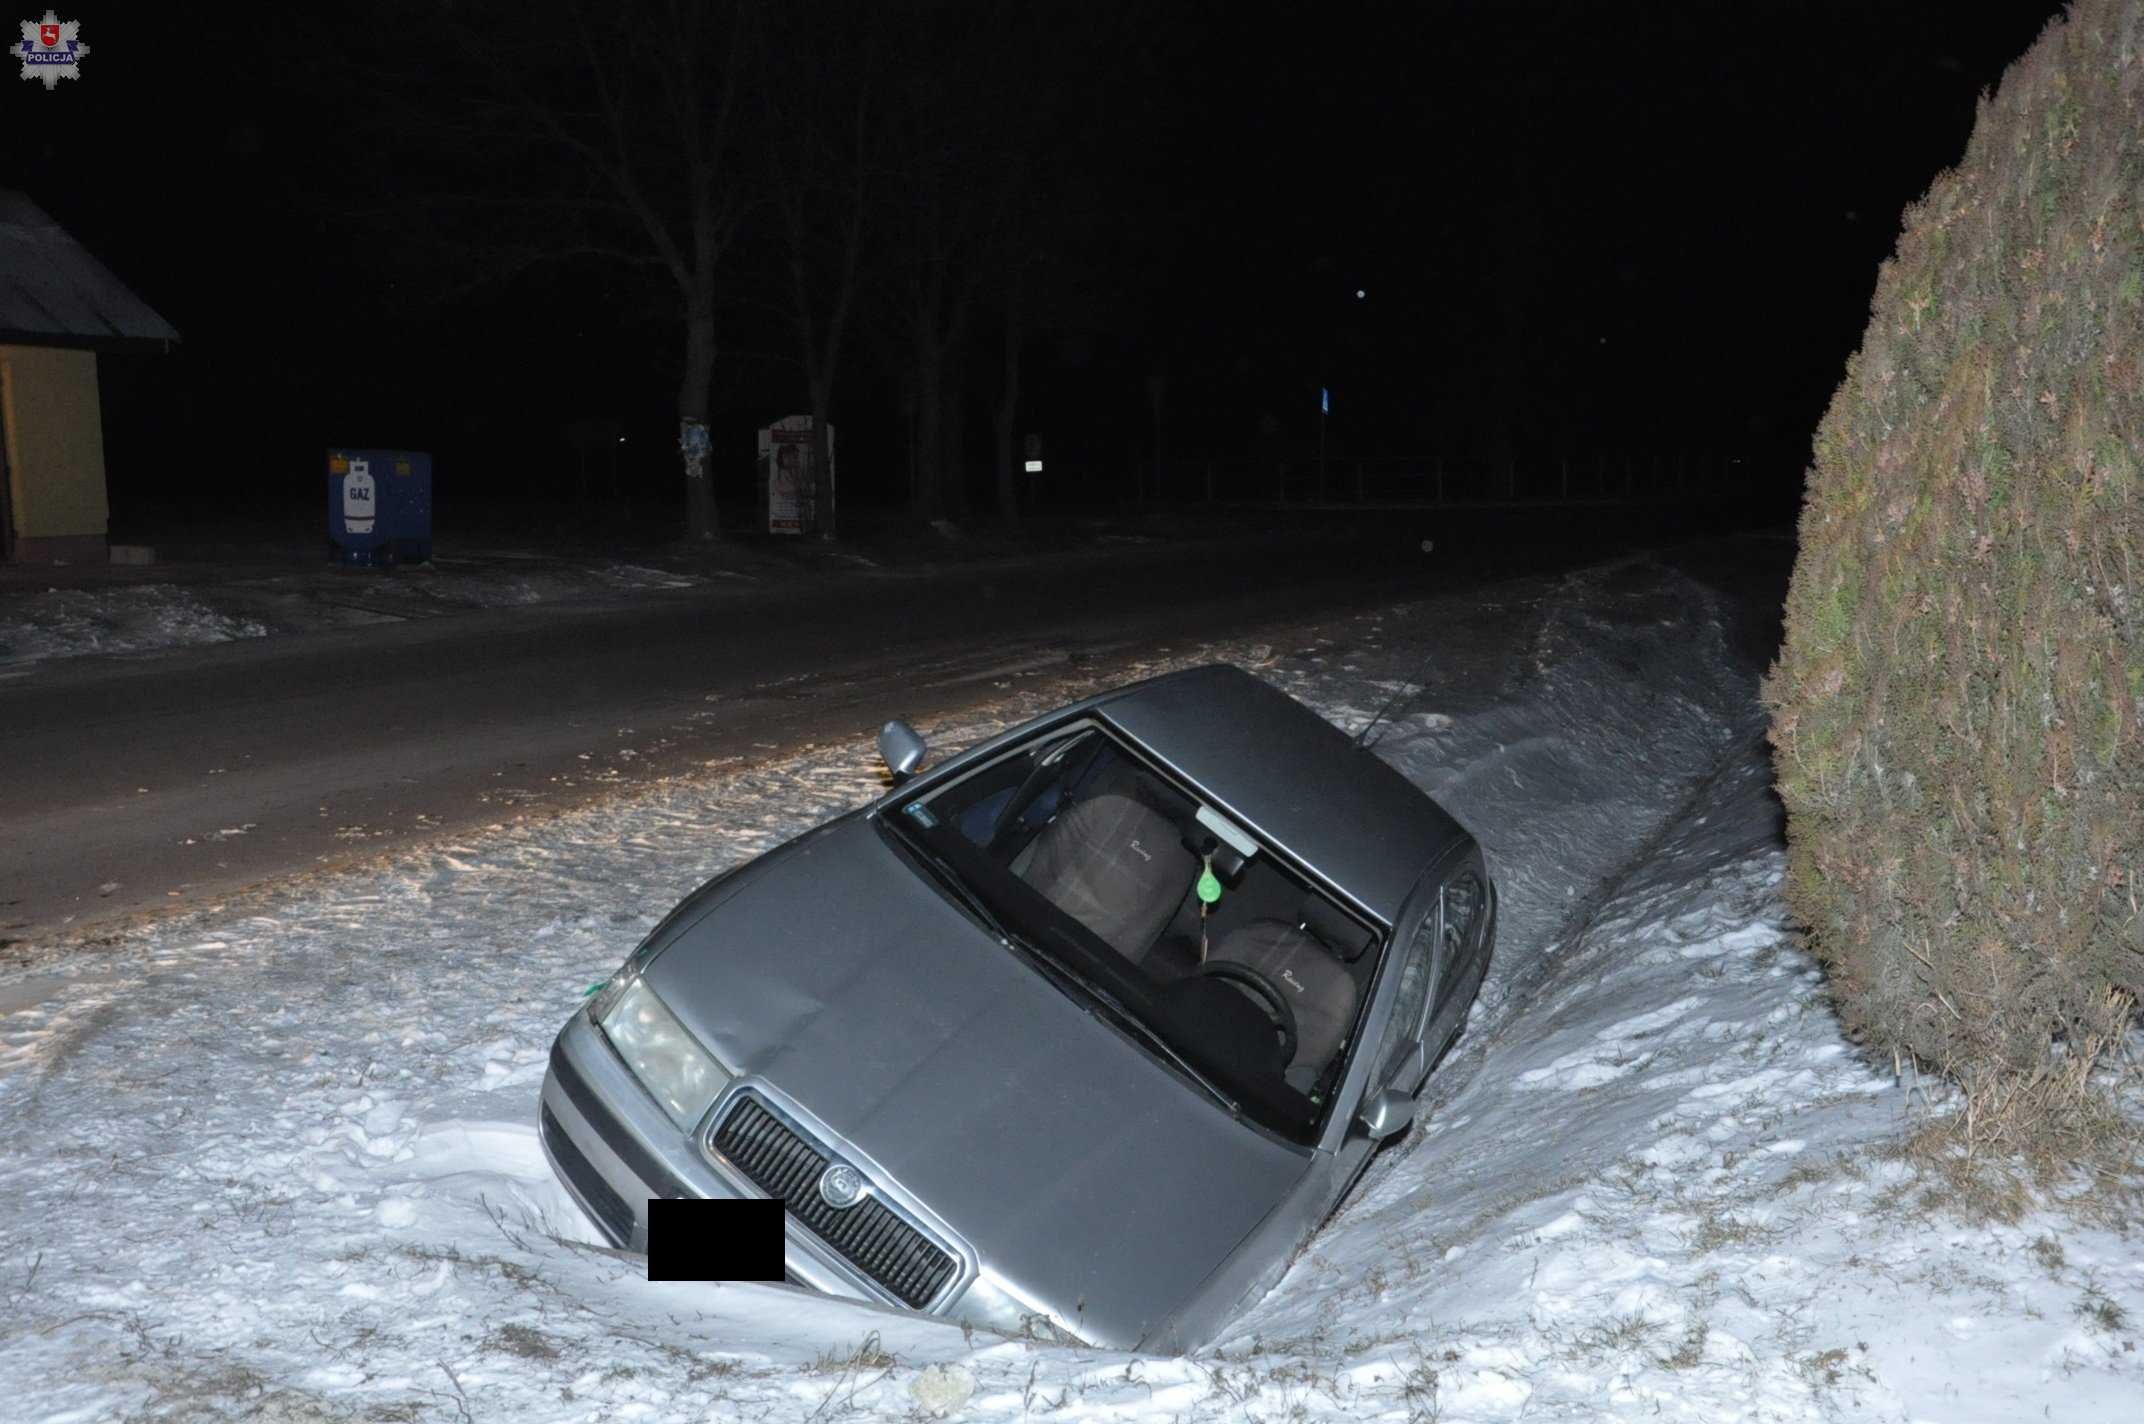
<box><xmin>2</xmin><ymin>553</ymin><xmax>2140</xmax><ymax>1422</ymax></box>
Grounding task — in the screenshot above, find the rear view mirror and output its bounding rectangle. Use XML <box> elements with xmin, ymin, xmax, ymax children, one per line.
<box><xmin>1356</xmin><ymin>1087</ymin><xmax>1416</xmax><ymax>1142</ymax></box>
<box><xmin>878</xmin><ymin>719</ymin><xmax>927</xmax><ymax>781</ymax></box>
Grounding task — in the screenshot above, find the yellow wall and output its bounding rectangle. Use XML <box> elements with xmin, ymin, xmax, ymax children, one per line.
<box><xmin>1</xmin><ymin>343</ymin><xmax>108</xmax><ymax>543</ymax></box>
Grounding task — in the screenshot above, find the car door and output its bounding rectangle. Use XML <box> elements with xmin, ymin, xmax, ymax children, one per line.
<box><xmin>1322</xmin><ymin>889</ymin><xmax>1443</xmax><ymax>1204</ymax></box>
<box><xmin>1369</xmin><ymin>902</ymin><xmax>1441</xmax><ymax>1100</ymax></box>
<box><xmin>1417</xmin><ymin>866</ymin><xmax>1490</xmax><ymax>1074</ymax></box>
<box><xmin>1324</xmin><ymin>856</ymin><xmax>1493</xmax><ymax>1210</ymax></box>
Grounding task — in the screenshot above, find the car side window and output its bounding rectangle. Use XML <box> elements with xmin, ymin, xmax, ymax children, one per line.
<box><xmin>930</xmin><ymin>728</ymin><xmax>1099</xmax><ymax>853</ymax></box>
<box><xmin>1443</xmin><ymin>873</ymin><xmax>1481</xmax><ymax>959</ymax></box>
<box><xmin>1371</xmin><ymin>913</ymin><xmax>1437</xmax><ymax>1091</ymax></box>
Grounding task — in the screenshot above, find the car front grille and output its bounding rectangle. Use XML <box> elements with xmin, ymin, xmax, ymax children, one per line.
<box><xmin>542</xmin><ymin>1103</ymin><xmax>635</xmax><ymax>1246</ymax></box>
<box><xmin>711</xmin><ymin>1096</ymin><xmax>958</xmax><ymax>1310</ymax></box>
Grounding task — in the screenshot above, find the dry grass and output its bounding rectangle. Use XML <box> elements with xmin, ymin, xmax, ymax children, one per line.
<box><xmin>481</xmin><ymin>1323</ymin><xmax>561</xmax><ymax>1362</ymax></box>
<box><xmin>1796</xmin><ymin>1344</ymin><xmax>1872</xmax><ymax>1392</ymax></box>
<box><xmin>1683</xmin><ymin>1202</ymin><xmax>1786</xmax><ymax>1255</ymax></box>
<box><xmin>1573</xmin><ymin>1314</ymin><xmax>1663</xmax><ymax>1359</ymax></box>
<box><xmin>807</xmin><ymin>1331</ymin><xmax>896</xmax><ymax>1376</ymax></box>
<box><xmin>1399</xmin><ymin>1356</ymin><xmax>1442</xmax><ymax>1424</ymax></box>
<box><xmin>2073</xmin><ymin>1280</ymin><xmax>2130</xmax><ymax>1335</ymax></box>
<box><xmin>1895</xmin><ymin>1000</ymin><xmax>2143</xmax><ymax>1225</ymax></box>
<box><xmin>1656</xmin><ymin>1320</ymin><xmax>1709</xmax><ymax>1371</ymax></box>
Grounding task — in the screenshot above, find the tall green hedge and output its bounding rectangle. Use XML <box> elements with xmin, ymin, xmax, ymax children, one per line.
<box><xmin>1767</xmin><ymin>0</ymin><xmax>2142</xmax><ymax>1120</ymax></box>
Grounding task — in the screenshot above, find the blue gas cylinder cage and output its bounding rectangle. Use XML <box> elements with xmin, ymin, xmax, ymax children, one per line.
<box><xmin>327</xmin><ymin>449</ymin><xmax>433</xmax><ymax>566</ymax></box>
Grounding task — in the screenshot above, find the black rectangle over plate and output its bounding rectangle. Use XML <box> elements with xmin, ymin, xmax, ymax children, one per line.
<box><xmin>646</xmin><ymin>1198</ymin><xmax>784</xmax><ymax>1283</ymax></box>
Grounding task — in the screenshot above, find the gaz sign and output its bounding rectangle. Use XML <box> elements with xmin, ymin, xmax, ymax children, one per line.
<box><xmin>342</xmin><ymin>459</ymin><xmax>375</xmax><ymax>533</ymax></box>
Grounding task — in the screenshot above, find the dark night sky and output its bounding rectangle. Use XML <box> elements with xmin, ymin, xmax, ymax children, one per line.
<box><xmin>0</xmin><ymin>1</ymin><xmax>2065</xmax><ymax>529</ymax></box>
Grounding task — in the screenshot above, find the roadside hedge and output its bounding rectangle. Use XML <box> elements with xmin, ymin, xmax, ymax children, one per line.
<box><xmin>1766</xmin><ymin>0</ymin><xmax>2141</xmax><ymax>1153</ymax></box>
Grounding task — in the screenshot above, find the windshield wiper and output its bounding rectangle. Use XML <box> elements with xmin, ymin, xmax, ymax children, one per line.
<box><xmin>891</xmin><ymin>821</ymin><xmax>1019</xmax><ymax>946</ymax></box>
<box><xmin>885</xmin><ymin>813</ymin><xmax>1242</xmax><ymax>1118</ymax></box>
<box><xmin>1017</xmin><ymin>935</ymin><xmax>1242</xmax><ymax>1116</ymax></box>
<box><xmin>1088</xmin><ymin>981</ymin><xmax>1244</xmax><ymax>1117</ymax></box>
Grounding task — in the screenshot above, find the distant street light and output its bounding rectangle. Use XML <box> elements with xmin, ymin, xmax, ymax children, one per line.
<box><xmin>1319</xmin><ymin>385</ymin><xmax>1330</xmax><ymax>500</ymax></box>
<box><xmin>1320</xmin><ymin>285</ymin><xmax>1364</xmax><ymax>498</ymax></box>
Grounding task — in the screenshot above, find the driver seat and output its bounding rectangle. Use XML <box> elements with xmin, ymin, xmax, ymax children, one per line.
<box><xmin>1210</xmin><ymin>919</ymin><xmax>1358</xmax><ymax>1088</ymax></box>
<box><xmin>1019</xmin><ymin>792</ymin><xmax>1197</xmax><ymax>962</ymax></box>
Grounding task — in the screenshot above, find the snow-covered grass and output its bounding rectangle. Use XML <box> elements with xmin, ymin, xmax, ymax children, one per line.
<box><xmin>0</xmin><ymin>584</ymin><xmax>269</xmax><ymax>667</ymax></box>
<box><xmin>2</xmin><ymin>554</ymin><xmax>2139</xmax><ymax>1422</ymax></box>
<box><xmin>0</xmin><ymin>558</ymin><xmax>709</xmax><ymax>672</ymax></box>
<box><xmin>398</xmin><ymin>555</ymin><xmax>707</xmax><ymax>608</ymax></box>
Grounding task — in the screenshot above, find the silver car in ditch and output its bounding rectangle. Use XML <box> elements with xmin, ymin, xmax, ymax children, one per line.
<box><xmin>540</xmin><ymin>663</ymin><xmax>1495</xmax><ymax>1351</ymax></box>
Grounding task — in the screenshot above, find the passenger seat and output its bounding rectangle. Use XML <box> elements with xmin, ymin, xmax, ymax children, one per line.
<box><xmin>1020</xmin><ymin>792</ymin><xmax>1198</xmax><ymax>962</ymax></box>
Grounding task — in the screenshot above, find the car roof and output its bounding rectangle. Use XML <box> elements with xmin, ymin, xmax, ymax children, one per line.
<box><xmin>1095</xmin><ymin>663</ymin><xmax>1472</xmax><ymax>924</ymax></box>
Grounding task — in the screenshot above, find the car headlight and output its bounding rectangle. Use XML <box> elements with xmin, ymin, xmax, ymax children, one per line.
<box><xmin>597</xmin><ymin>977</ymin><xmax>732</xmax><ymax>1130</ymax></box>
<box><xmin>586</xmin><ymin>913</ymin><xmax>682</xmax><ymax>1022</ymax></box>
<box><xmin>586</xmin><ymin>968</ymin><xmax>636</xmax><ymax>1023</ymax></box>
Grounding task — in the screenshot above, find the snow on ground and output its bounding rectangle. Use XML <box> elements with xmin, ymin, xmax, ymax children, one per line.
<box><xmin>2</xmin><ymin>554</ymin><xmax>2140</xmax><ymax>1422</ymax></box>
<box><xmin>0</xmin><ymin>583</ymin><xmax>269</xmax><ymax>667</ymax></box>
<box><xmin>413</xmin><ymin>554</ymin><xmax>708</xmax><ymax>607</ymax></box>
<box><xmin>0</xmin><ymin>558</ymin><xmax>708</xmax><ymax>671</ymax></box>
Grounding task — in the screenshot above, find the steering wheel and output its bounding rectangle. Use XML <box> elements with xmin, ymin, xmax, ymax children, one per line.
<box><xmin>1198</xmin><ymin>959</ymin><xmax>1298</xmax><ymax>1069</ymax></box>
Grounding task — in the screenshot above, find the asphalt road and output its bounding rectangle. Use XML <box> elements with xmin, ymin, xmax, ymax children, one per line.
<box><xmin>0</xmin><ymin>516</ymin><xmax>1751</xmax><ymax>951</ymax></box>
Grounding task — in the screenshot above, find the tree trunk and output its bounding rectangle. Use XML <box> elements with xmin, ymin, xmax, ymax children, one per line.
<box><xmin>944</xmin><ymin>340</ymin><xmax>969</xmax><ymax>520</ymax></box>
<box><xmin>1146</xmin><ymin>361</ymin><xmax>1167</xmax><ymax>506</ymax></box>
<box><xmin>994</xmin><ymin>277</ymin><xmax>1023</xmax><ymax>525</ymax></box>
<box><xmin>902</xmin><ymin>376</ymin><xmax>918</xmax><ymax>509</ymax></box>
<box><xmin>808</xmin><ymin>374</ymin><xmax>836</xmax><ymax>539</ymax></box>
<box><xmin>909</xmin><ymin>260</ymin><xmax>978</xmax><ymax>522</ymax></box>
<box><xmin>679</xmin><ymin>293</ymin><xmax>719</xmax><ymax>542</ymax></box>
<box><xmin>913</xmin><ymin>332</ymin><xmax>945</xmax><ymax>520</ymax></box>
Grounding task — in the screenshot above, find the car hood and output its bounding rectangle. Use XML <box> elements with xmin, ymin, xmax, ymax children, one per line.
<box><xmin>643</xmin><ymin>814</ymin><xmax>1310</xmax><ymax>1347</ymax></box>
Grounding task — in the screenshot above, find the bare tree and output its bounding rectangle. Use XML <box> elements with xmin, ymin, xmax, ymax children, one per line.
<box><xmin>346</xmin><ymin>0</ymin><xmax>755</xmax><ymax>542</ymax></box>
<box><xmin>875</xmin><ymin>4</ymin><xmax>1046</xmax><ymax>523</ymax></box>
<box><xmin>562</xmin><ymin>416</ymin><xmax>627</xmax><ymax>507</ymax></box>
<box><xmin>893</xmin><ymin>129</ymin><xmax>988</xmax><ymax>521</ymax></box>
<box><xmin>992</xmin><ymin>251</ymin><xmax>1028</xmax><ymax>526</ymax></box>
<box><xmin>758</xmin><ymin>1</ymin><xmax>883</xmax><ymax>539</ymax></box>
<box><xmin>964</xmin><ymin>2</ymin><xmax>1149</xmax><ymax>525</ymax></box>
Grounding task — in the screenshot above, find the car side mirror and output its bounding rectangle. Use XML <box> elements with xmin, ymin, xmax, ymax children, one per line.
<box><xmin>878</xmin><ymin>719</ymin><xmax>927</xmax><ymax>781</ymax></box>
<box><xmin>1356</xmin><ymin>1086</ymin><xmax>1415</xmax><ymax>1142</ymax></box>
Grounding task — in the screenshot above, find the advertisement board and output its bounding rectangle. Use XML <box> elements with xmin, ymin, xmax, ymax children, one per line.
<box><xmin>755</xmin><ymin>416</ymin><xmax>833</xmax><ymax>535</ymax></box>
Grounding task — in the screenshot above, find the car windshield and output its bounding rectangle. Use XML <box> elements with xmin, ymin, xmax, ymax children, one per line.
<box><xmin>879</xmin><ymin>722</ymin><xmax>1382</xmax><ymax>1144</ymax></box>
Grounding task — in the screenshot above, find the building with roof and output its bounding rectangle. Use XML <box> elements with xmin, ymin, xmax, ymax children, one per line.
<box><xmin>0</xmin><ymin>189</ymin><xmax>179</xmax><ymax>562</ymax></box>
